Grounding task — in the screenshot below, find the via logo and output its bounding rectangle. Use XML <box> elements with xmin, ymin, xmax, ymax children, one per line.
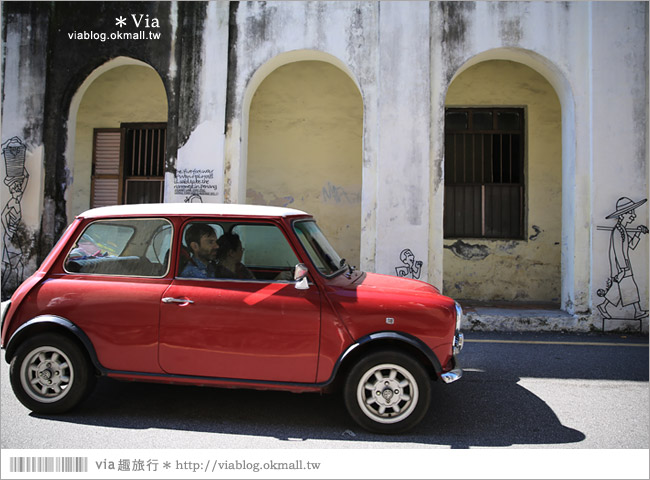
<box><xmin>116</xmin><ymin>14</ymin><xmax>160</xmax><ymax>28</ymax></box>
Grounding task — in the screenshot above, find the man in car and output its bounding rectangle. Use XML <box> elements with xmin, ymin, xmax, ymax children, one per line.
<box><xmin>180</xmin><ymin>223</ymin><xmax>225</xmax><ymax>279</ymax></box>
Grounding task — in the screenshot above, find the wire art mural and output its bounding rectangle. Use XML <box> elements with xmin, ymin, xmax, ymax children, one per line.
<box><xmin>395</xmin><ymin>248</ymin><xmax>423</xmax><ymax>280</ymax></box>
<box><xmin>596</xmin><ymin>196</ymin><xmax>648</xmax><ymax>321</ymax></box>
<box><xmin>2</xmin><ymin>137</ymin><xmax>29</xmax><ymax>291</ymax></box>
<box><xmin>184</xmin><ymin>193</ymin><xmax>203</xmax><ymax>203</ymax></box>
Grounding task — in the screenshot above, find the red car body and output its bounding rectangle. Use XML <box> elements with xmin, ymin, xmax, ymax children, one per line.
<box><xmin>1</xmin><ymin>203</ymin><xmax>463</xmax><ymax>433</ymax></box>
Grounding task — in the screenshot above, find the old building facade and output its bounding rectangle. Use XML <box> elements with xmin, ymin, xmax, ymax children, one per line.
<box><xmin>2</xmin><ymin>1</ymin><xmax>648</xmax><ymax>332</ymax></box>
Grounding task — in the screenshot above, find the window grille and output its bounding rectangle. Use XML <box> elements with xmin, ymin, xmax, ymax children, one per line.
<box><xmin>444</xmin><ymin>108</ymin><xmax>525</xmax><ymax>239</ymax></box>
<box><xmin>91</xmin><ymin>123</ymin><xmax>166</xmax><ymax>207</ymax></box>
<box><xmin>122</xmin><ymin>123</ymin><xmax>166</xmax><ymax>204</ymax></box>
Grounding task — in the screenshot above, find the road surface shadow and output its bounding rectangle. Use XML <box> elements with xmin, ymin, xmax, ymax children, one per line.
<box><xmin>32</xmin><ymin>337</ymin><xmax>597</xmax><ymax>447</ymax></box>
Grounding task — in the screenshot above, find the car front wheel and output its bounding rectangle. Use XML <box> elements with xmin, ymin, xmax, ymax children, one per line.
<box><xmin>343</xmin><ymin>350</ymin><xmax>431</xmax><ymax>434</ymax></box>
<box><xmin>9</xmin><ymin>333</ymin><xmax>94</xmax><ymax>414</ymax></box>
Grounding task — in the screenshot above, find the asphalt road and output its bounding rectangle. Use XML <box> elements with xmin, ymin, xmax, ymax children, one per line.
<box><xmin>1</xmin><ymin>331</ymin><xmax>648</xmax><ymax>451</ymax></box>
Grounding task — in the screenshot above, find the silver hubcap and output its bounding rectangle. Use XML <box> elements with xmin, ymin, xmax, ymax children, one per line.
<box><xmin>20</xmin><ymin>346</ymin><xmax>74</xmax><ymax>403</ymax></box>
<box><xmin>356</xmin><ymin>363</ymin><xmax>419</xmax><ymax>424</ymax></box>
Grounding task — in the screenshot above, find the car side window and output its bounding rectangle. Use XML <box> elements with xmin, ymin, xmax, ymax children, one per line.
<box><xmin>232</xmin><ymin>225</ymin><xmax>298</xmax><ymax>269</ymax></box>
<box><xmin>232</xmin><ymin>224</ymin><xmax>299</xmax><ymax>277</ymax></box>
<box><xmin>177</xmin><ymin>221</ymin><xmax>299</xmax><ymax>282</ymax></box>
<box><xmin>64</xmin><ymin>218</ymin><xmax>172</xmax><ymax>277</ymax></box>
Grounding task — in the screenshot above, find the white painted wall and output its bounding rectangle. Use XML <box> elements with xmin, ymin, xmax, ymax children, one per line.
<box><xmin>219</xmin><ymin>1</ymin><xmax>648</xmax><ymax>323</ymax></box>
<box><xmin>165</xmin><ymin>1</ymin><xmax>230</xmax><ymax>204</ymax></box>
<box><xmin>590</xmin><ymin>2</ymin><xmax>649</xmax><ymax>321</ymax></box>
<box><xmin>225</xmin><ymin>1</ymin><xmax>379</xmax><ymax>268</ymax></box>
<box><xmin>374</xmin><ymin>2</ymin><xmax>432</xmax><ymax>281</ymax></box>
<box><xmin>2</xmin><ymin>1</ymin><xmax>647</xmax><ymax>326</ymax></box>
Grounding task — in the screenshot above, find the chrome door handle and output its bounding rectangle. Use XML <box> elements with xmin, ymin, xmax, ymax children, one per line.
<box><xmin>162</xmin><ymin>297</ymin><xmax>194</xmax><ymax>304</ymax></box>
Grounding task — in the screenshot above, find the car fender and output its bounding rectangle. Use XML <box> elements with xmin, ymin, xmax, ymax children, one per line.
<box><xmin>4</xmin><ymin>315</ymin><xmax>102</xmax><ymax>371</ymax></box>
<box><xmin>330</xmin><ymin>331</ymin><xmax>443</xmax><ymax>383</ymax></box>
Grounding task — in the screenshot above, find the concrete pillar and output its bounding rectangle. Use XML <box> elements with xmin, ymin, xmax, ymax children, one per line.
<box><xmin>374</xmin><ymin>2</ymin><xmax>432</xmax><ymax>282</ymax></box>
<box><xmin>166</xmin><ymin>2</ymin><xmax>230</xmax><ymax>204</ymax></box>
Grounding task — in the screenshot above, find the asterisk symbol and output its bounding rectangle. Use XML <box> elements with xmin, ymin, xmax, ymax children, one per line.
<box><xmin>115</xmin><ymin>16</ymin><xmax>127</xmax><ymax>27</ymax></box>
<box><xmin>163</xmin><ymin>462</ymin><xmax>171</xmax><ymax>470</ymax></box>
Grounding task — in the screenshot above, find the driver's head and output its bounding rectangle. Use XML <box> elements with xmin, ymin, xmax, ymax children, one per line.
<box><xmin>186</xmin><ymin>224</ymin><xmax>219</xmax><ymax>263</ymax></box>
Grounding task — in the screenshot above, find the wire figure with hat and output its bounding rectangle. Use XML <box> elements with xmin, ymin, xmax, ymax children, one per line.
<box><xmin>596</xmin><ymin>196</ymin><xmax>648</xmax><ymax>321</ymax></box>
<box><xmin>2</xmin><ymin>137</ymin><xmax>29</xmax><ymax>297</ymax></box>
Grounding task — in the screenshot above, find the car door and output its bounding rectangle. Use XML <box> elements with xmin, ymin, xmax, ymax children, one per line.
<box><xmin>54</xmin><ymin>217</ymin><xmax>173</xmax><ymax>373</ymax></box>
<box><xmin>158</xmin><ymin>220</ymin><xmax>321</xmax><ymax>383</ymax></box>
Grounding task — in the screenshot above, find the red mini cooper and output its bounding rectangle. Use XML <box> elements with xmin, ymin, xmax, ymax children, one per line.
<box><xmin>1</xmin><ymin>203</ymin><xmax>463</xmax><ymax>433</ymax></box>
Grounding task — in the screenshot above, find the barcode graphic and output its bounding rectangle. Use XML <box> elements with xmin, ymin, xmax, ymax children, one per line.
<box><xmin>10</xmin><ymin>457</ymin><xmax>88</xmax><ymax>473</ymax></box>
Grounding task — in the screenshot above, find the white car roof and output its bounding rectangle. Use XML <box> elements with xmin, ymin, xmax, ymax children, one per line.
<box><xmin>78</xmin><ymin>203</ymin><xmax>309</xmax><ymax>219</ymax></box>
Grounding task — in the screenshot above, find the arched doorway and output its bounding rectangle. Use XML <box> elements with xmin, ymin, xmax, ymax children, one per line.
<box><xmin>67</xmin><ymin>59</ymin><xmax>168</xmax><ymax>219</ymax></box>
<box><xmin>443</xmin><ymin>59</ymin><xmax>563</xmax><ymax>305</ymax></box>
<box><xmin>246</xmin><ymin>60</ymin><xmax>363</xmax><ymax>267</ymax></box>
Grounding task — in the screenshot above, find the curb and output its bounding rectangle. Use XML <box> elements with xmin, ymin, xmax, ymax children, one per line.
<box><xmin>463</xmin><ymin>307</ymin><xmax>649</xmax><ymax>335</ymax></box>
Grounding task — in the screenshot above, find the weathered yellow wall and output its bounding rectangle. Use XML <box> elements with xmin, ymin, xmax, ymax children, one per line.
<box><xmin>247</xmin><ymin>61</ymin><xmax>363</xmax><ymax>267</ymax></box>
<box><xmin>70</xmin><ymin>65</ymin><xmax>167</xmax><ymax>217</ymax></box>
<box><xmin>444</xmin><ymin>60</ymin><xmax>562</xmax><ymax>303</ymax></box>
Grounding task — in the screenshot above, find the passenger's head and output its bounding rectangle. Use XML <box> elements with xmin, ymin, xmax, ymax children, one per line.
<box><xmin>217</xmin><ymin>232</ymin><xmax>244</xmax><ymax>263</ymax></box>
<box><xmin>185</xmin><ymin>223</ymin><xmax>219</xmax><ymax>262</ymax></box>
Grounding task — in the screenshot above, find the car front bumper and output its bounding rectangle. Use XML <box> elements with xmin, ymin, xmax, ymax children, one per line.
<box><xmin>441</xmin><ymin>330</ymin><xmax>464</xmax><ymax>384</ymax></box>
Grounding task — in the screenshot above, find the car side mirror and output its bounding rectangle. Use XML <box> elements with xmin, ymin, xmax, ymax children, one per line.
<box><xmin>294</xmin><ymin>263</ymin><xmax>309</xmax><ymax>290</ymax></box>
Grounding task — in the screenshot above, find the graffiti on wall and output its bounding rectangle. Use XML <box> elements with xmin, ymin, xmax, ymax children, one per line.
<box><xmin>174</xmin><ymin>168</ymin><xmax>218</xmax><ymax>201</ymax></box>
<box><xmin>596</xmin><ymin>196</ymin><xmax>648</xmax><ymax>320</ymax></box>
<box><xmin>395</xmin><ymin>248</ymin><xmax>423</xmax><ymax>279</ymax></box>
<box><xmin>184</xmin><ymin>194</ymin><xmax>203</xmax><ymax>203</ymax></box>
<box><xmin>2</xmin><ymin>137</ymin><xmax>29</xmax><ymax>291</ymax></box>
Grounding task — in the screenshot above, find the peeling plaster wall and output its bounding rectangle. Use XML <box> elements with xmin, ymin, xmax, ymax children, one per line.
<box><xmin>430</xmin><ymin>1</ymin><xmax>637</xmax><ymax>317</ymax></box>
<box><xmin>1</xmin><ymin>1</ymin><xmax>647</xmax><ymax>326</ymax></box>
<box><xmin>225</xmin><ymin>1</ymin><xmax>380</xmax><ymax>271</ymax></box>
<box><xmin>16</xmin><ymin>1</ymin><xmax>176</xmax><ymax>269</ymax></box>
<box><xmin>1</xmin><ymin>3</ymin><xmax>48</xmax><ymax>298</ymax></box>
<box><xmin>431</xmin><ymin>1</ymin><xmax>647</xmax><ymax>318</ymax></box>
<box><xmin>166</xmin><ymin>1</ymin><xmax>230</xmax><ymax>204</ymax></box>
<box><xmin>226</xmin><ymin>1</ymin><xmax>434</xmax><ymax>277</ymax></box>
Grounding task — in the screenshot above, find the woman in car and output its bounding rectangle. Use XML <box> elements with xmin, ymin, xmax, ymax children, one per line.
<box><xmin>216</xmin><ymin>232</ymin><xmax>255</xmax><ymax>280</ymax></box>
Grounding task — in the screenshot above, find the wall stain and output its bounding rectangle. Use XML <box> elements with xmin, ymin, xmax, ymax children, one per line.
<box><xmin>529</xmin><ymin>225</ymin><xmax>543</xmax><ymax>241</ymax></box>
<box><xmin>444</xmin><ymin>239</ymin><xmax>490</xmax><ymax>260</ymax></box>
<box><xmin>224</xmin><ymin>1</ymin><xmax>240</xmax><ymax>132</ymax></box>
<box><xmin>322</xmin><ymin>182</ymin><xmax>361</xmax><ymax>204</ymax></box>
<box><xmin>439</xmin><ymin>1</ymin><xmax>475</xmax><ymax>84</ymax></box>
<box><xmin>246</xmin><ymin>188</ymin><xmax>294</xmax><ymax>208</ymax></box>
<box><xmin>499</xmin><ymin>17</ymin><xmax>523</xmax><ymax>45</ymax></box>
<box><xmin>497</xmin><ymin>241</ymin><xmax>519</xmax><ymax>253</ymax></box>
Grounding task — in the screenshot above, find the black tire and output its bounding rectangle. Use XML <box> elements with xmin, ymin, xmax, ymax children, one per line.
<box><xmin>343</xmin><ymin>350</ymin><xmax>431</xmax><ymax>434</ymax></box>
<box><xmin>9</xmin><ymin>333</ymin><xmax>95</xmax><ymax>414</ymax></box>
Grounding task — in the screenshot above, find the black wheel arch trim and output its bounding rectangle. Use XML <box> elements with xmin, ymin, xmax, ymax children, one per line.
<box><xmin>329</xmin><ymin>331</ymin><xmax>443</xmax><ymax>381</ymax></box>
<box><xmin>4</xmin><ymin>315</ymin><xmax>103</xmax><ymax>372</ymax></box>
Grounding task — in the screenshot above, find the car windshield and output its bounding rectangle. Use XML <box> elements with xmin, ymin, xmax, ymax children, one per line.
<box><xmin>294</xmin><ymin>220</ymin><xmax>345</xmax><ymax>276</ymax></box>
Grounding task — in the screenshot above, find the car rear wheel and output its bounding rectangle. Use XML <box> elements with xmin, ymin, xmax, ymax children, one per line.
<box><xmin>9</xmin><ymin>333</ymin><xmax>95</xmax><ymax>414</ymax></box>
<box><xmin>343</xmin><ymin>350</ymin><xmax>431</xmax><ymax>434</ymax></box>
